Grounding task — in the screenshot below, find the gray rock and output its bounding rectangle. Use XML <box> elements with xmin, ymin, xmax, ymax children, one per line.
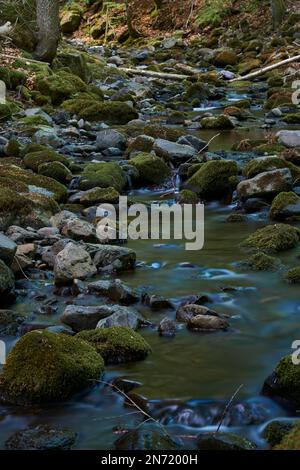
<box><xmin>61</xmin><ymin>305</ymin><xmax>113</xmax><ymax>332</ymax></box>
<box><xmin>33</xmin><ymin>128</ymin><xmax>63</xmax><ymax>148</ymax></box>
<box><xmin>277</xmin><ymin>130</ymin><xmax>300</xmax><ymax>148</ymax></box>
<box><xmin>46</xmin><ymin>325</ymin><xmax>74</xmax><ymax>335</ymax></box>
<box><xmin>237</xmin><ymin>169</ymin><xmax>293</xmax><ymax>200</ymax></box>
<box><xmin>0</xmin><ymin>260</ymin><xmax>14</xmax><ymax>297</ymax></box>
<box><xmin>54</xmin><ymin>242</ymin><xmax>97</xmax><ymax>284</ymax></box>
<box><xmin>158</xmin><ymin>318</ymin><xmax>176</xmax><ymax>337</ymax></box>
<box><xmin>187</xmin><ymin>314</ymin><xmax>229</xmax><ymax>331</ymax></box>
<box><xmin>153</xmin><ymin>138</ymin><xmax>196</xmax><ymax>162</ymax></box>
<box><xmin>176</xmin><ymin>304</ymin><xmax>220</xmax><ymax>322</ymax></box>
<box><xmin>96</xmin><ymin>306</ymin><xmax>141</xmax><ymax>330</ymax></box>
<box><xmin>177</xmin><ymin>135</ymin><xmax>207</xmax><ymax>152</ymax></box>
<box><xmin>92</xmin><ymin>244</ymin><xmax>136</xmax><ymax>272</ymax></box>
<box><xmin>50</xmin><ymin>211</ymin><xmax>78</xmax><ymax>230</ymax></box>
<box><xmin>0</xmin><ymin>310</ymin><xmax>26</xmax><ymax>335</ymax></box>
<box><xmin>88</xmin><ymin>279</ymin><xmax>139</xmax><ymax>305</ymax></box>
<box><xmin>61</xmin><ymin>218</ymin><xmax>97</xmax><ymax>243</ymax></box>
<box><xmin>0</xmin><ymin>234</ymin><xmax>17</xmax><ymax>265</ymax></box>
<box><xmin>142</xmin><ymin>293</ymin><xmax>173</xmax><ymax>310</ymax></box>
<box><xmin>5</xmin><ymin>425</ymin><xmax>77</xmax><ymax>450</ymax></box>
<box><xmin>6</xmin><ymin>226</ymin><xmax>40</xmax><ymax>243</ymax></box>
<box><xmin>96</xmin><ymin>129</ymin><xmax>126</xmax><ymax>151</ymax></box>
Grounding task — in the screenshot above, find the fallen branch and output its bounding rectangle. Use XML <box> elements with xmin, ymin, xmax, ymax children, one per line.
<box><xmin>118</xmin><ymin>67</ymin><xmax>190</xmax><ymax>81</ymax></box>
<box><xmin>175</xmin><ymin>63</ymin><xmax>201</xmax><ymax>75</ymax></box>
<box><xmin>230</xmin><ymin>53</ymin><xmax>300</xmax><ymax>82</ymax></box>
<box><xmin>0</xmin><ymin>53</ymin><xmax>50</xmax><ymax>65</ymax></box>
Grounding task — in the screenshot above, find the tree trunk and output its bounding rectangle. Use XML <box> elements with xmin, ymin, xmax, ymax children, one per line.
<box><xmin>124</xmin><ymin>0</ymin><xmax>140</xmax><ymax>39</ymax></box>
<box><xmin>34</xmin><ymin>0</ymin><xmax>60</xmax><ymax>63</ymax></box>
<box><xmin>271</xmin><ymin>0</ymin><xmax>286</xmax><ymax>29</ymax></box>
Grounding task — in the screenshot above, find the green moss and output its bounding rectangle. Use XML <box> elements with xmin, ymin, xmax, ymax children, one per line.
<box><xmin>244</xmin><ymin>252</ymin><xmax>282</xmax><ymax>271</ymax></box>
<box><xmin>270</xmin><ymin>192</ymin><xmax>300</xmax><ymax>220</ymax></box>
<box><xmin>282</xmin><ymin>113</ymin><xmax>300</xmax><ymax>124</ymax></box>
<box><xmin>20</xmin><ymin>115</ymin><xmax>51</xmax><ymax>128</ymax></box>
<box><xmin>30</xmin><ymin>91</ymin><xmax>51</xmax><ymax>106</ymax></box>
<box><xmin>130</xmin><ymin>152</ymin><xmax>170</xmax><ymax>185</ymax></box>
<box><xmin>178</xmin><ymin>190</ymin><xmax>199</xmax><ymax>204</ymax></box>
<box><xmin>253</xmin><ymin>143</ymin><xmax>286</xmax><ymax>155</ymax></box>
<box><xmin>238</xmin><ymin>59</ymin><xmax>261</xmax><ymax>75</ymax></box>
<box><xmin>186</xmin><ymin>160</ymin><xmax>238</xmax><ymax>198</ymax></box>
<box><xmin>76</xmin><ymin>327</ymin><xmax>151</xmax><ymax>365</ymax></box>
<box><xmin>60</xmin><ymin>8</ymin><xmax>82</xmax><ymax>33</ymax></box>
<box><xmin>80</xmin><ymin>187</ymin><xmax>120</xmax><ymax>205</ymax></box>
<box><xmin>80</xmin><ymin>162</ymin><xmax>126</xmax><ymax>192</ymax></box>
<box><xmin>35</xmin><ymin>71</ymin><xmax>88</xmax><ymax>105</ymax></box>
<box><xmin>5</xmin><ymin>139</ymin><xmax>20</xmax><ymax>157</ymax></box>
<box><xmin>243</xmin><ymin>156</ymin><xmax>300</xmax><ymax>181</ymax></box>
<box><xmin>201</xmin><ymin>115</ymin><xmax>235</xmax><ymax>129</ymax></box>
<box><xmin>62</xmin><ymin>99</ymin><xmax>137</xmax><ymax>124</ymax></box>
<box><xmin>26</xmin><ymin>193</ymin><xmax>60</xmax><ymax>216</ymax></box>
<box><xmin>185</xmin><ymin>82</ymin><xmax>209</xmax><ymax>101</ymax></box>
<box><xmin>0</xmin><ymin>104</ymin><xmax>12</xmax><ymax>121</ymax></box>
<box><xmin>38</xmin><ymin>161</ymin><xmax>72</xmax><ymax>184</ymax></box>
<box><xmin>241</xmin><ymin>224</ymin><xmax>300</xmax><ymax>254</ymax></box>
<box><xmin>0</xmin><ymin>187</ymin><xmax>32</xmax><ymax>218</ymax></box>
<box><xmin>0</xmin><ymin>330</ymin><xmax>104</xmax><ymax>404</ymax></box>
<box><xmin>214</xmin><ymin>49</ymin><xmax>238</xmax><ymax>66</ymax></box>
<box><xmin>275</xmin><ymin>421</ymin><xmax>300</xmax><ymax>450</ymax></box>
<box><xmin>263</xmin><ymin>421</ymin><xmax>293</xmax><ymax>447</ymax></box>
<box><xmin>274</xmin><ymin>355</ymin><xmax>300</xmax><ymax>407</ymax></box>
<box><xmin>265</xmin><ymin>91</ymin><xmax>291</xmax><ymax>109</ymax></box>
<box><xmin>127</xmin><ymin>135</ymin><xmax>154</xmax><ymax>155</ymax></box>
<box><xmin>24</xmin><ymin>150</ymin><xmax>69</xmax><ymax>172</ymax></box>
<box><xmin>0</xmin><ymin>67</ymin><xmax>27</xmax><ymax>90</ymax></box>
<box><xmin>284</xmin><ymin>266</ymin><xmax>300</xmax><ymax>284</ymax></box>
<box><xmin>144</xmin><ymin>124</ymin><xmax>184</xmax><ymax>142</ymax></box>
<box><xmin>52</xmin><ymin>51</ymin><xmax>90</xmax><ymax>82</ymax></box>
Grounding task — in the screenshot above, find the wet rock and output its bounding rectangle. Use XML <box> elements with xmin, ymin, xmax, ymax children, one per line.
<box><xmin>0</xmin><ymin>260</ymin><xmax>15</xmax><ymax>298</ymax></box>
<box><xmin>187</xmin><ymin>314</ymin><xmax>229</xmax><ymax>331</ymax></box>
<box><xmin>270</xmin><ymin>191</ymin><xmax>300</xmax><ymax>220</ymax></box>
<box><xmin>142</xmin><ymin>293</ymin><xmax>173</xmax><ymax>310</ymax></box>
<box><xmin>263</xmin><ymin>420</ymin><xmax>294</xmax><ymax>447</ymax></box>
<box><xmin>79</xmin><ymin>187</ymin><xmax>120</xmax><ymax>205</ymax></box>
<box><xmin>237</xmin><ymin>169</ymin><xmax>293</xmax><ymax>200</ymax></box>
<box><xmin>96</xmin><ymin>129</ymin><xmax>126</xmax><ymax>151</ymax></box>
<box><xmin>5</xmin><ymin>424</ymin><xmax>77</xmax><ymax>450</ymax></box>
<box><xmin>115</xmin><ymin>426</ymin><xmax>179</xmax><ymax>450</ymax></box>
<box><xmin>46</xmin><ymin>325</ymin><xmax>74</xmax><ymax>336</ymax></box>
<box><xmin>130</xmin><ymin>152</ymin><xmax>170</xmax><ymax>184</ymax></box>
<box><xmin>88</xmin><ymin>279</ymin><xmax>139</xmax><ymax>305</ymax></box>
<box><xmin>33</xmin><ymin>128</ymin><xmax>63</xmax><ymax>149</ymax></box>
<box><xmin>177</xmin><ymin>135</ymin><xmax>207</xmax><ymax>152</ymax></box>
<box><xmin>41</xmin><ymin>239</ymin><xmax>70</xmax><ymax>268</ymax></box>
<box><xmin>273</xmin><ymin>421</ymin><xmax>300</xmax><ymax>450</ymax></box>
<box><xmin>0</xmin><ymin>310</ymin><xmax>26</xmax><ymax>335</ymax></box>
<box><xmin>243</xmin><ymin>198</ymin><xmax>269</xmax><ymax>213</ymax></box>
<box><xmin>186</xmin><ymin>160</ymin><xmax>237</xmax><ymax>198</ymax></box>
<box><xmin>76</xmin><ymin>326</ymin><xmax>151</xmax><ymax>364</ymax></box>
<box><xmin>61</xmin><ymin>305</ymin><xmax>113</xmax><ymax>332</ymax></box>
<box><xmin>277</xmin><ymin>130</ymin><xmax>300</xmax><ymax>148</ymax></box>
<box><xmin>158</xmin><ymin>318</ymin><xmax>176</xmax><ymax>337</ymax></box>
<box><xmin>0</xmin><ymin>330</ymin><xmax>104</xmax><ymax>404</ymax></box>
<box><xmin>61</xmin><ymin>218</ymin><xmax>97</xmax><ymax>243</ymax></box>
<box><xmin>54</xmin><ymin>242</ymin><xmax>97</xmax><ymax>284</ymax></box>
<box><xmin>92</xmin><ymin>244</ymin><xmax>136</xmax><ymax>272</ymax></box>
<box><xmin>241</xmin><ymin>224</ymin><xmax>300</xmax><ymax>254</ymax></box>
<box><xmin>96</xmin><ymin>306</ymin><xmax>142</xmax><ymax>330</ymax></box>
<box><xmin>153</xmin><ymin>138</ymin><xmax>195</xmax><ymax>162</ymax></box>
<box><xmin>6</xmin><ymin>226</ymin><xmax>41</xmax><ymax>243</ymax></box>
<box><xmin>111</xmin><ymin>377</ymin><xmax>142</xmax><ymax>394</ymax></box>
<box><xmin>242</xmin><ymin>252</ymin><xmax>283</xmax><ymax>271</ymax></box>
<box><xmin>197</xmin><ymin>432</ymin><xmax>256</xmax><ymax>450</ymax></box>
<box><xmin>176</xmin><ymin>304</ymin><xmax>221</xmax><ymax>322</ymax></box>
<box><xmin>284</xmin><ymin>266</ymin><xmax>300</xmax><ymax>284</ymax></box>
<box><xmin>50</xmin><ymin>210</ymin><xmax>78</xmax><ymax>230</ymax></box>
<box><xmin>0</xmin><ymin>233</ymin><xmax>17</xmax><ymax>265</ymax></box>
<box><xmin>201</xmin><ymin>115</ymin><xmax>235</xmax><ymax>130</ymax></box>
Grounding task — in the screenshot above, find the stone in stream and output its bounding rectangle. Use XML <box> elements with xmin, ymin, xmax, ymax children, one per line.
<box><xmin>176</xmin><ymin>304</ymin><xmax>221</xmax><ymax>323</ymax></box>
<box><xmin>88</xmin><ymin>279</ymin><xmax>139</xmax><ymax>305</ymax></box>
<box><xmin>186</xmin><ymin>160</ymin><xmax>237</xmax><ymax>198</ymax></box>
<box><xmin>153</xmin><ymin>138</ymin><xmax>196</xmax><ymax>162</ymax></box>
<box><xmin>96</xmin><ymin>306</ymin><xmax>142</xmax><ymax>330</ymax></box>
<box><xmin>5</xmin><ymin>425</ymin><xmax>77</xmax><ymax>450</ymax></box>
<box><xmin>91</xmin><ymin>244</ymin><xmax>136</xmax><ymax>272</ymax></box>
<box><xmin>270</xmin><ymin>191</ymin><xmax>300</xmax><ymax>220</ymax></box>
<box><xmin>54</xmin><ymin>242</ymin><xmax>97</xmax><ymax>284</ymax></box>
<box><xmin>177</xmin><ymin>134</ymin><xmax>207</xmax><ymax>152</ymax></box>
<box><xmin>61</xmin><ymin>218</ymin><xmax>98</xmax><ymax>243</ymax></box>
<box><xmin>79</xmin><ymin>187</ymin><xmax>120</xmax><ymax>205</ymax></box>
<box><xmin>61</xmin><ymin>305</ymin><xmax>115</xmax><ymax>332</ymax></box>
<box><xmin>0</xmin><ymin>310</ymin><xmax>26</xmax><ymax>335</ymax></box>
<box><xmin>197</xmin><ymin>432</ymin><xmax>256</xmax><ymax>450</ymax></box>
<box><xmin>158</xmin><ymin>318</ymin><xmax>176</xmax><ymax>337</ymax></box>
<box><xmin>33</xmin><ymin>128</ymin><xmax>63</xmax><ymax>148</ymax></box>
<box><xmin>0</xmin><ymin>233</ymin><xmax>17</xmax><ymax>265</ymax></box>
<box><xmin>141</xmin><ymin>293</ymin><xmax>173</xmax><ymax>310</ymax></box>
<box><xmin>0</xmin><ymin>330</ymin><xmax>104</xmax><ymax>404</ymax></box>
<box><xmin>187</xmin><ymin>314</ymin><xmax>229</xmax><ymax>331</ymax></box>
<box><xmin>96</xmin><ymin>129</ymin><xmax>127</xmax><ymax>151</ymax></box>
<box><xmin>0</xmin><ymin>260</ymin><xmax>15</xmax><ymax>298</ymax></box>
<box><xmin>237</xmin><ymin>169</ymin><xmax>293</xmax><ymax>200</ymax></box>
<box><xmin>263</xmin><ymin>420</ymin><xmax>294</xmax><ymax>448</ymax></box>
<box><xmin>277</xmin><ymin>130</ymin><xmax>300</xmax><ymax>148</ymax></box>
<box><xmin>76</xmin><ymin>326</ymin><xmax>151</xmax><ymax>364</ymax></box>
<box><xmin>241</xmin><ymin>224</ymin><xmax>300</xmax><ymax>254</ymax></box>
<box><xmin>114</xmin><ymin>426</ymin><xmax>179</xmax><ymax>450</ymax></box>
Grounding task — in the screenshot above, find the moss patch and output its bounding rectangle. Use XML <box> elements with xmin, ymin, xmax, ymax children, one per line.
<box><xmin>243</xmin><ymin>252</ymin><xmax>282</xmax><ymax>271</ymax></box>
<box><xmin>241</xmin><ymin>224</ymin><xmax>300</xmax><ymax>254</ymax></box>
<box><xmin>76</xmin><ymin>327</ymin><xmax>151</xmax><ymax>365</ymax></box>
<box><xmin>35</xmin><ymin>71</ymin><xmax>88</xmax><ymax>105</ymax></box>
<box><xmin>62</xmin><ymin>99</ymin><xmax>138</xmax><ymax>124</ymax></box>
<box><xmin>0</xmin><ymin>330</ymin><xmax>104</xmax><ymax>404</ymax></box>
<box><xmin>275</xmin><ymin>421</ymin><xmax>300</xmax><ymax>450</ymax></box>
<box><xmin>38</xmin><ymin>161</ymin><xmax>72</xmax><ymax>184</ymax></box>
<box><xmin>130</xmin><ymin>152</ymin><xmax>170</xmax><ymax>184</ymax></box>
<box><xmin>284</xmin><ymin>267</ymin><xmax>300</xmax><ymax>284</ymax></box>
<box><xmin>270</xmin><ymin>192</ymin><xmax>300</xmax><ymax>220</ymax></box>
<box><xmin>24</xmin><ymin>150</ymin><xmax>69</xmax><ymax>172</ymax></box>
<box><xmin>80</xmin><ymin>162</ymin><xmax>126</xmax><ymax>191</ymax></box>
<box><xmin>186</xmin><ymin>160</ymin><xmax>237</xmax><ymax>198</ymax></box>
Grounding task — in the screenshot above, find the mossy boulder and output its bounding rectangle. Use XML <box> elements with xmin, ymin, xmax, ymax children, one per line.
<box><xmin>0</xmin><ymin>187</ymin><xmax>32</xmax><ymax>229</ymax></box>
<box><xmin>143</xmin><ymin>124</ymin><xmax>184</xmax><ymax>142</ymax></box>
<box><xmin>263</xmin><ymin>420</ymin><xmax>293</xmax><ymax>447</ymax></box>
<box><xmin>126</xmin><ymin>135</ymin><xmax>154</xmax><ymax>155</ymax></box>
<box><xmin>243</xmin><ymin>156</ymin><xmax>300</xmax><ymax>181</ymax></box>
<box><xmin>79</xmin><ymin>162</ymin><xmax>126</xmax><ymax>191</ymax></box>
<box><xmin>243</xmin><ymin>252</ymin><xmax>282</xmax><ymax>271</ymax></box>
<box><xmin>60</xmin><ymin>9</ymin><xmax>82</xmax><ymax>34</ymax></box>
<box><xmin>20</xmin><ymin>115</ymin><xmax>51</xmax><ymax>131</ymax></box>
<box><xmin>270</xmin><ymin>192</ymin><xmax>300</xmax><ymax>220</ymax></box>
<box><xmin>0</xmin><ymin>330</ymin><xmax>104</xmax><ymax>404</ymax></box>
<box><xmin>24</xmin><ymin>150</ymin><xmax>69</xmax><ymax>172</ymax></box>
<box><xmin>0</xmin><ymin>260</ymin><xmax>15</xmax><ymax>297</ymax></box>
<box><xmin>130</xmin><ymin>152</ymin><xmax>170</xmax><ymax>185</ymax></box>
<box><xmin>241</xmin><ymin>224</ymin><xmax>300</xmax><ymax>254</ymax></box>
<box><xmin>35</xmin><ymin>71</ymin><xmax>88</xmax><ymax>105</ymax></box>
<box><xmin>62</xmin><ymin>99</ymin><xmax>137</xmax><ymax>124</ymax></box>
<box><xmin>0</xmin><ymin>67</ymin><xmax>27</xmax><ymax>90</ymax></box>
<box><xmin>53</xmin><ymin>51</ymin><xmax>90</xmax><ymax>82</ymax></box>
<box><xmin>274</xmin><ymin>421</ymin><xmax>300</xmax><ymax>450</ymax></box>
<box><xmin>186</xmin><ymin>160</ymin><xmax>238</xmax><ymax>198</ymax></box>
<box><xmin>214</xmin><ymin>49</ymin><xmax>238</xmax><ymax>66</ymax></box>
<box><xmin>178</xmin><ymin>189</ymin><xmax>199</xmax><ymax>204</ymax></box>
<box><xmin>238</xmin><ymin>59</ymin><xmax>261</xmax><ymax>75</ymax></box>
<box><xmin>185</xmin><ymin>82</ymin><xmax>210</xmax><ymax>101</ymax></box>
<box><xmin>263</xmin><ymin>354</ymin><xmax>300</xmax><ymax>408</ymax></box>
<box><xmin>253</xmin><ymin>143</ymin><xmax>285</xmax><ymax>155</ymax></box>
<box><xmin>38</xmin><ymin>161</ymin><xmax>72</xmax><ymax>184</ymax></box>
<box><xmin>282</xmin><ymin>113</ymin><xmax>300</xmax><ymax>124</ymax></box>
<box><xmin>265</xmin><ymin>91</ymin><xmax>291</xmax><ymax>109</ymax></box>
<box><xmin>80</xmin><ymin>187</ymin><xmax>120</xmax><ymax>205</ymax></box>
<box><xmin>197</xmin><ymin>432</ymin><xmax>256</xmax><ymax>450</ymax></box>
<box><xmin>0</xmin><ymin>104</ymin><xmax>12</xmax><ymax>121</ymax></box>
<box><xmin>76</xmin><ymin>327</ymin><xmax>151</xmax><ymax>365</ymax></box>
<box><xmin>284</xmin><ymin>267</ymin><xmax>300</xmax><ymax>284</ymax></box>
<box><xmin>115</xmin><ymin>426</ymin><xmax>179</xmax><ymax>450</ymax></box>
<box><xmin>201</xmin><ymin>115</ymin><xmax>235</xmax><ymax>130</ymax></box>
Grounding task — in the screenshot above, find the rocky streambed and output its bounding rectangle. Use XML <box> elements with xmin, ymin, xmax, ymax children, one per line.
<box><xmin>0</xmin><ymin>33</ymin><xmax>300</xmax><ymax>450</ymax></box>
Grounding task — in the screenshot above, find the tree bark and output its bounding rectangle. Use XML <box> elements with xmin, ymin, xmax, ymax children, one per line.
<box><xmin>271</xmin><ymin>0</ymin><xmax>286</xmax><ymax>29</ymax></box>
<box><xmin>124</xmin><ymin>0</ymin><xmax>140</xmax><ymax>39</ymax></box>
<box><xmin>34</xmin><ymin>0</ymin><xmax>60</xmax><ymax>63</ymax></box>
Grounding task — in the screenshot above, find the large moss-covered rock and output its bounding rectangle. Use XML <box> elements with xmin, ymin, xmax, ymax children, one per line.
<box><xmin>243</xmin><ymin>252</ymin><xmax>282</xmax><ymax>271</ymax></box>
<box><xmin>79</xmin><ymin>162</ymin><xmax>126</xmax><ymax>191</ymax></box>
<box><xmin>0</xmin><ymin>260</ymin><xmax>15</xmax><ymax>297</ymax></box>
<box><xmin>24</xmin><ymin>150</ymin><xmax>69</xmax><ymax>172</ymax></box>
<box><xmin>76</xmin><ymin>327</ymin><xmax>151</xmax><ymax>365</ymax></box>
<box><xmin>241</xmin><ymin>224</ymin><xmax>300</xmax><ymax>254</ymax></box>
<box><xmin>284</xmin><ymin>266</ymin><xmax>300</xmax><ymax>284</ymax></box>
<box><xmin>38</xmin><ymin>161</ymin><xmax>72</xmax><ymax>184</ymax></box>
<box><xmin>5</xmin><ymin>424</ymin><xmax>77</xmax><ymax>450</ymax></box>
<box><xmin>263</xmin><ymin>355</ymin><xmax>300</xmax><ymax>409</ymax></box>
<box><xmin>270</xmin><ymin>192</ymin><xmax>300</xmax><ymax>220</ymax></box>
<box><xmin>130</xmin><ymin>152</ymin><xmax>170</xmax><ymax>184</ymax></box>
<box><xmin>62</xmin><ymin>99</ymin><xmax>138</xmax><ymax>124</ymax></box>
<box><xmin>60</xmin><ymin>8</ymin><xmax>82</xmax><ymax>34</ymax></box>
<box><xmin>214</xmin><ymin>49</ymin><xmax>238</xmax><ymax>66</ymax></box>
<box><xmin>274</xmin><ymin>421</ymin><xmax>300</xmax><ymax>450</ymax></box>
<box><xmin>79</xmin><ymin>187</ymin><xmax>120</xmax><ymax>206</ymax></box>
<box><xmin>201</xmin><ymin>115</ymin><xmax>235</xmax><ymax>130</ymax></box>
<box><xmin>186</xmin><ymin>160</ymin><xmax>237</xmax><ymax>198</ymax></box>
<box><xmin>0</xmin><ymin>330</ymin><xmax>104</xmax><ymax>404</ymax></box>
<box><xmin>0</xmin><ymin>187</ymin><xmax>32</xmax><ymax>230</ymax></box>
<box><xmin>243</xmin><ymin>156</ymin><xmax>300</xmax><ymax>181</ymax></box>
<box><xmin>115</xmin><ymin>426</ymin><xmax>179</xmax><ymax>450</ymax></box>
<box><xmin>35</xmin><ymin>71</ymin><xmax>88</xmax><ymax>105</ymax></box>
<box><xmin>263</xmin><ymin>420</ymin><xmax>294</xmax><ymax>447</ymax></box>
<box><xmin>53</xmin><ymin>51</ymin><xmax>90</xmax><ymax>82</ymax></box>
<box><xmin>143</xmin><ymin>124</ymin><xmax>184</xmax><ymax>142</ymax></box>
<box><xmin>197</xmin><ymin>432</ymin><xmax>256</xmax><ymax>450</ymax></box>
<box><xmin>0</xmin><ymin>67</ymin><xmax>26</xmax><ymax>90</ymax></box>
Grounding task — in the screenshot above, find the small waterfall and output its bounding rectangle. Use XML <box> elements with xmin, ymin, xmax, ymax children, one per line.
<box><xmin>174</xmin><ymin>173</ymin><xmax>181</xmax><ymax>194</ymax></box>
